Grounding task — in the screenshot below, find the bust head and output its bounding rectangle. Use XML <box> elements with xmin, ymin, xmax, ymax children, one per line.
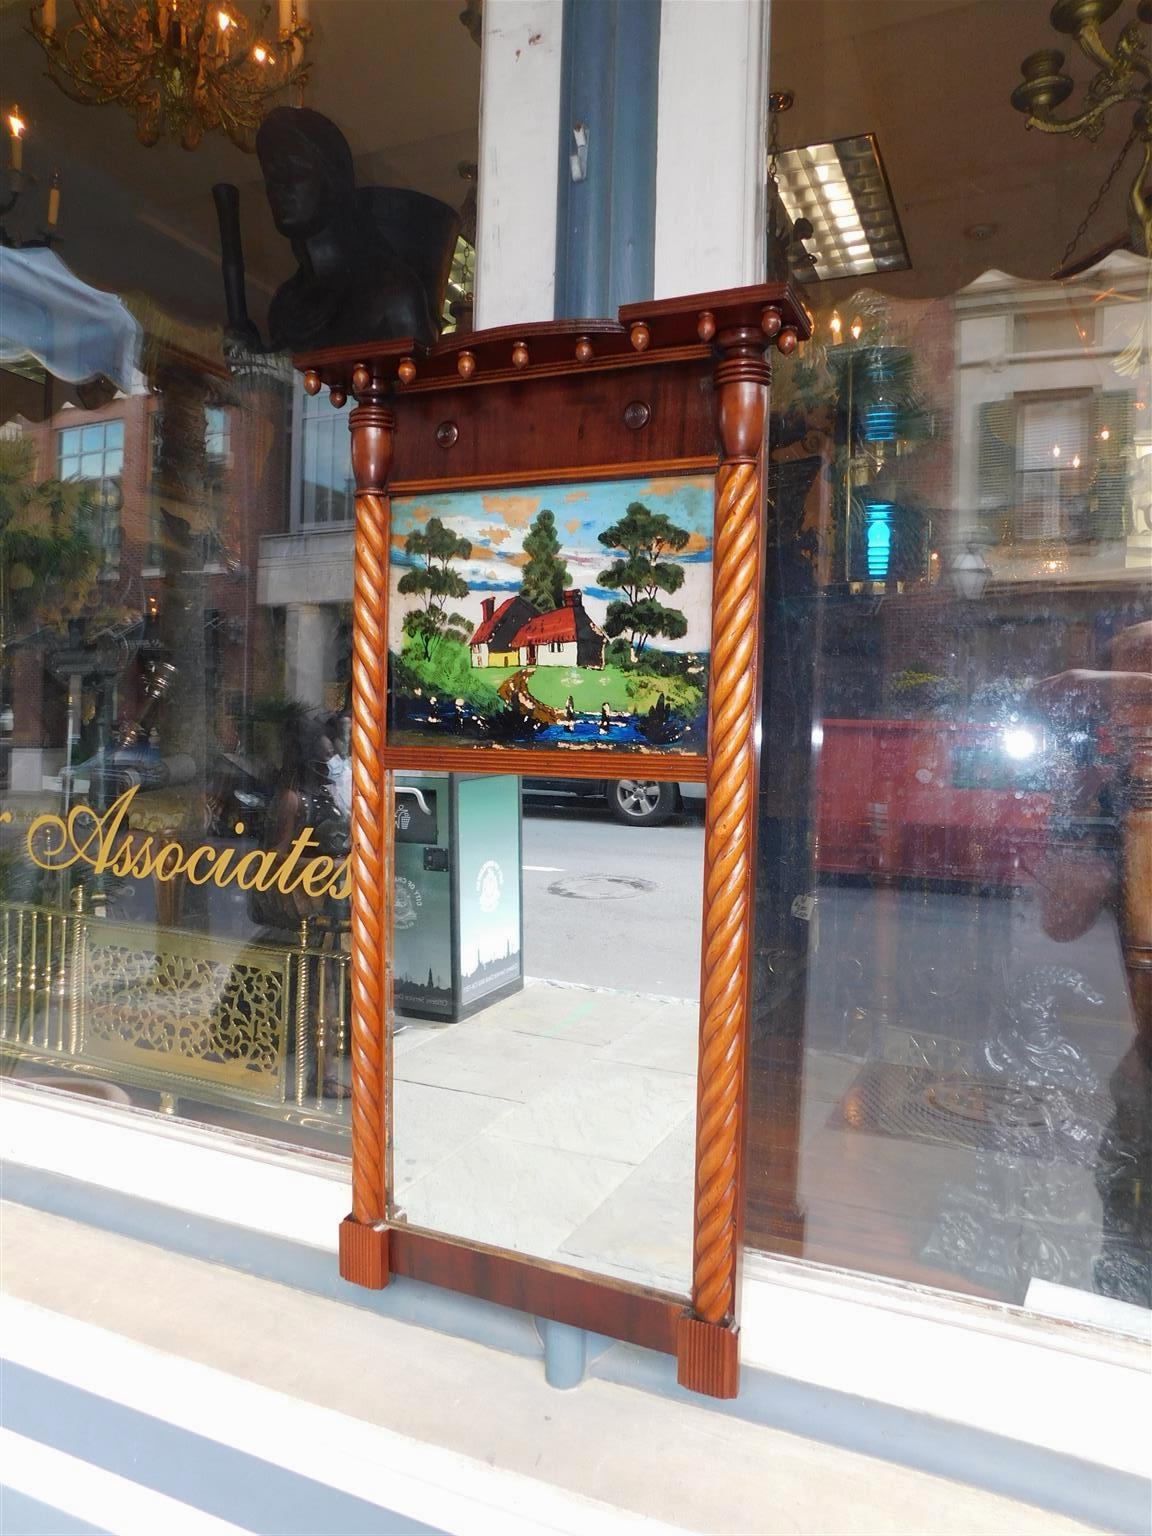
<box><xmin>256</xmin><ymin>107</ymin><xmax>355</xmax><ymax>241</ymax></box>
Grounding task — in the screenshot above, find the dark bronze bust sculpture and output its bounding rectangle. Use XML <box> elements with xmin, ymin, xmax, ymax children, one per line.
<box><xmin>214</xmin><ymin>107</ymin><xmax>459</xmax><ymax>356</ymax></box>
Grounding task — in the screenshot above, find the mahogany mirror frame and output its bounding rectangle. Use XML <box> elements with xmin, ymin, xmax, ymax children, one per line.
<box><xmin>295</xmin><ymin>283</ymin><xmax>812</xmax><ymax>1398</ymax></box>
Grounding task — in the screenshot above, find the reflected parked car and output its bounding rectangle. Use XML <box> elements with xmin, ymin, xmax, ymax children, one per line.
<box><xmin>522</xmin><ymin>777</ymin><xmax>705</xmax><ymax>827</ymax></box>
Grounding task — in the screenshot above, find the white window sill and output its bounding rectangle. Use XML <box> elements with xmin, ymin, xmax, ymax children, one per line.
<box><xmin>2</xmin><ymin>1079</ymin><xmax>1148</xmax><ymax>1477</ymax></box>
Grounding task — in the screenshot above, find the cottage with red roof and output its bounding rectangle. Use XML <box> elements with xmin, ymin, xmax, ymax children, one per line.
<box><xmin>510</xmin><ymin>590</ymin><xmax>606</xmax><ymax>669</ymax></box>
<box><xmin>469</xmin><ymin>595</ymin><xmax>540</xmax><ymax>667</ymax></box>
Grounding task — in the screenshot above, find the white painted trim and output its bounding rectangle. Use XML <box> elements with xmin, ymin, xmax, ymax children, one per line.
<box><xmin>653</xmin><ymin>0</ymin><xmax>769</xmax><ymax>296</ymax></box>
<box><xmin>1</xmin><ymin>1297</ymin><xmax>687</xmax><ymax>1536</ymax></box>
<box><xmin>0</xmin><ymin>1081</ymin><xmax>347</xmax><ymax>1252</ymax></box>
<box><xmin>4</xmin><ymin>1082</ymin><xmax>1149</xmax><ymax>1475</ymax></box>
<box><xmin>740</xmin><ymin>1252</ymin><xmax>1152</xmax><ymax>1478</ymax></box>
<box><xmin>474</xmin><ymin>0</ymin><xmax>564</xmax><ymax>328</ymax></box>
<box><xmin>0</xmin><ymin>1428</ymin><xmax>252</xmax><ymax>1536</ymax></box>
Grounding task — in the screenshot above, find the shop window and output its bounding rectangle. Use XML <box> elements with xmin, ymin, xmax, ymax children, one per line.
<box><xmin>2</xmin><ymin>0</ymin><xmax>480</xmax><ymax>1155</ymax></box>
<box><xmin>751</xmin><ymin>0</ymin><xmax>1150</xmax><ymax>1335</ymax></box>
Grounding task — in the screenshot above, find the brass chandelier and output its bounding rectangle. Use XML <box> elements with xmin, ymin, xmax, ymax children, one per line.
<box><xmin>29</xmin><ymin>0</ymin><xmax>312</xmax><ymax>151</ymax></box>
<box><xmin>1011</xmin><ymin>0</ymin><xmax>1152</xmax><ymax>262</ymax></box>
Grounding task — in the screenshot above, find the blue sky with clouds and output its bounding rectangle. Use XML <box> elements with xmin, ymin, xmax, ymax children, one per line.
<box><xmin>389</xmin><ymin>473</ymin><xmax>716</xmax><ymax>651</ymax></box>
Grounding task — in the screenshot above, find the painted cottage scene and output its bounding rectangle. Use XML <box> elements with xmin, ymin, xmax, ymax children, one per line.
<box><xmin>387</xmin><ymin>475</ymin><xmax>714</xmax><ymax>754</ymax></box>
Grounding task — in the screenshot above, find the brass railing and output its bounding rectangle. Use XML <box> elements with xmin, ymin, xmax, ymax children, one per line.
<box><xmin>0</xmin><ymin>903</ymin><xmax>350</xmax><ymax>1127</ymax></box>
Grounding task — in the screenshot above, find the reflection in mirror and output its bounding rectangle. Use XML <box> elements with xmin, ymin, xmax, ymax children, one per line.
<box><xmin>388</xmin><ymin>772</ymin><xmax>704</xmax><ymax>1295</ymax></box>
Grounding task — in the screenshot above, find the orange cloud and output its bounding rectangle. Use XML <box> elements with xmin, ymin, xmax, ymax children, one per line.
<box><xmin>481</xmin><ymin>492</ymin><xmax>541</xmax><ymax>528</ymax></box>
<box><xmin>562</xmin><ymin>489</ymin><xmax>589</xmax><ymax>503</ymax></box>
<box><xmin>565</xmin><ymin>518</ymin><xmax>582</xmax><ymax>535</ymax></box>
<box><xmin>683</xmin><ymin>530</ymin><xmax>711</xmax><ymax>554</ymax></box>
<box><xmin>479</xmin><ymin>525</ymin><xmax>511</xmax><ymax>545</ymax></box>
<box><xmin>637</xmin><ymin>474</ymin><xmax>713</xmax><ymax>500</ymax></box>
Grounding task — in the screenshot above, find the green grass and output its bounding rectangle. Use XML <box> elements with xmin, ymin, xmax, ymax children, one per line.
<box><xmin>396</xmin><ymin>637</ymin><xmax>706</xmax><ymax>718</ymax></box>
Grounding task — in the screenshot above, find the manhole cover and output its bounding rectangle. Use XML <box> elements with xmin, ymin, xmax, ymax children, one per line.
<box><xmin>547</xmin><ymin>874</ymin><xmax>657</xmax><ymax>900</ymax></box>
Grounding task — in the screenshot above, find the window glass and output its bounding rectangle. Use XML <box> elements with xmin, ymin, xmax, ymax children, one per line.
<box><xmin>750</xmin><ymin>0</ymin><xmax>1150</xmax><ymax>1332</ymax></box>
<box><xmin>1</xmin><ymin>2</ymin><xmax>480</xmax><ymax>1156</ymax></box>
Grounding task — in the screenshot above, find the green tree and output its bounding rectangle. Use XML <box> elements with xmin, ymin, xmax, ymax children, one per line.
<box><xmin>0</xmin><ymin>436</ymin><xmax>98</xmax><ymax>676</ymax></box>
<box><xmin>521</xmin><ymin>509</ymin><xmax>570</xmax><ymax>611</ymax></box>
<box><xmin>597</xmin><ymin>501</ymin><xmax>690</xmax><ymax>654</ymax></box>
<box><xmin>398</xmin><ymin>516</ymin><xmax>473</xmax><ymax>659</ymax></box>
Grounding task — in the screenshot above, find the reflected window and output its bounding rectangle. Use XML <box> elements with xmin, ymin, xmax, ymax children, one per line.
<box><xmin>299</xmin><ymin>384</ymin><xmax>354</xmax><ymax>528</ymax></box>
<box><xmin>57</xmin><ymin>417</ymin><xmax>124</xmax><ymax>574</ymax></box>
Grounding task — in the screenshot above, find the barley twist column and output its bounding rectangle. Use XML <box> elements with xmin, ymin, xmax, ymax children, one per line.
<box><xmin>338</xmin><ymin>365</ymin><xmax>394</xmax><ymax>1288</ymax></box>
<box><xmin>678</xmin><ymin>323</ymin><xmax>773</xmax><ymax>1398</ymax></box>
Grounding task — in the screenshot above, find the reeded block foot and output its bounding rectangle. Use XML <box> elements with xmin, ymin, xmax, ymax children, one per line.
<box><xmin>338</xmin><ymin>1215</ymin><xmax>391</xmax><ymax>1289</ymax></box>
<box><xmin>676</xmin><ymin>1312</ymin><xmax>740</xmax><ymax>1398</ymax></box>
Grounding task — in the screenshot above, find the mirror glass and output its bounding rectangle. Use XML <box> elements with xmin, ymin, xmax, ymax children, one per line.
<box><xmin>388</xmin><ymin>771</ymin><xmax>703</xmax><ymax>1295</ymax></box>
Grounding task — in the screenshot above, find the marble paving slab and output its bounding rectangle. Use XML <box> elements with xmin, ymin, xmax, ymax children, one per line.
<box><xmin>390</xmin><ymin>1079</ymin><xmax>515</xmax><ymax>1196</ymax></box>
<box><xmin>393</xmin><ymin>1025</ymin><xmax>589</xmax><ymax>1104</ymax></box>
<box><xmin>557</xmin><ymin>1113</ymin><xmax>696</xmax><ymax>1294</ymax></box>
<box><xmin>396</xmin><ymin>1133</ymin><xmax>637</xmax><ymax>1258</ymax></box>
<box><xmin>462</xmin><ymin>981</ymin><xmax>671</xmax><ymax>1048</ymax></box>
<box><xmin>595</xmin><ymin>1002</ymin><xmax>700</xmax><ymax>1075</ymax></box>
<box><xmin>488</xmin><ymin>1056</ymin><xmax>697</xmax><ymax>1165</ymax></box>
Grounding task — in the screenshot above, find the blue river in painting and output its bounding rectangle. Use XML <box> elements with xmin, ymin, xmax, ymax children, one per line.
<box><xmin>538</xmin><ymin>715</ymin><xmax>649</xmax><ymax>745</ymax></box>
<box><xmin>391</xmin><ymin>696</ymin><xmax>703</xmax><ymax>751</ymax></box>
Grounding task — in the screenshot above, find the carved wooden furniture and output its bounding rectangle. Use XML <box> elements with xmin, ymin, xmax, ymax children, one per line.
<box><xmin>295</xmin><ymin>284</ymin><xmax>811</xmax><ymax>1398</ymax></box>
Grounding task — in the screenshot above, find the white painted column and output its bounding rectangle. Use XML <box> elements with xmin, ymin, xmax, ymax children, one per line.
<box><xmin>654</xmin><ymin>0</ymin><xmax>770</xmax><ymax>296</ymax></box>
<box><xmin>473</xmin><ymin>0</ymin><xmax>565</xmax><ymax>328</ymax></box>
<box><xmin>284</xmin><ymin>603</ymin><xmax>337</xmax><ymax>710</ymax></box>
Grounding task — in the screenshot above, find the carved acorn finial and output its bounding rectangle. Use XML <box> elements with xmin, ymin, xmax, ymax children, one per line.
<box><xmin>303</xmin><ymin>369</ymin><xmax>322</xmax><ymax>397</ymax></box>
<box><xmin>776</xmin><ymin>326</ymin><xmax>799</xmax><ymax>356</ymax></box>
<box><xmin>398</xmin><ymin>357</ymin><xmax>417</xmax><ymax>385</ymax></box>
<box><xmin>329</xmin><ymin>387</ymin><xmax>347</xmax><ymax>409</ymax></box>
<box><xmin>458</xmin><ymin>350</ymin><xmax>477</xmax><ymax>380</ymax></box>
<box><xmin>511</xmin><ymin>341</ymin><xmax>529</xmax><ymax>369</ymax></box>
<box><xmin>575</xmin><ymin>336</ymin><xmax>594</xmax><ymax>363</ymax></box>
<box><xmin>760</xmin><ymin>307</ymin><xmax>783</xmax><ymax>340</ymax></box>
<box><xmin>351</xmin><ymin>363</ymin><xmax>372</xmax><ymax>396</ymax></box>
<box><xmin>697</xmin><ymin>311</ymin><xmax>716</xmax><ymax>343</ymax></box>
<box><xmin>630</xmin><ymin>322</ymin><xmax>650</xmax><ymax>352</ymax></box>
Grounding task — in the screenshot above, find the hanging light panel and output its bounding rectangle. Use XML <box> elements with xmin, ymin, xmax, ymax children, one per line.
<box><xmin>773</xmin><ymin>134</ymin><xmax>910</xmax><ymax>282</ymax></box>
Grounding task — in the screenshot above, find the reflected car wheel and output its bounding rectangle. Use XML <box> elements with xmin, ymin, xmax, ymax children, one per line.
<box><xmin>607</xmin><ymin>779</ymin><xmax>678</xmax><ymax>826</ymax></box>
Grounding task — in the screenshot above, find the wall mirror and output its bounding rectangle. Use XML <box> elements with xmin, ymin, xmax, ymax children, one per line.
<box><xmin>389</xmin><ymin>771</ymin><xmax>704</xmax><ymax>1298</ymax></box>
<box><xmin>296</xmin><ymin>284</ymin><xmax>811</xmax><ymax>1397</ymax></box>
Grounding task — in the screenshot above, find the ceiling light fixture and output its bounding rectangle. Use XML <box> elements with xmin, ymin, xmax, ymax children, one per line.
<box><xmin>30</xmin><ymin>0</ymin><xmax>312</xmax><ymax>152</ymax></box>
<box><xmin>772</xmin><ymin>131</ymin><xmax>911</xmax><ymax>282</ymax></box>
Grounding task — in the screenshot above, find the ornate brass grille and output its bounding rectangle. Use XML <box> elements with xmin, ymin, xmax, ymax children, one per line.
<box><xmin>0</xmin><ymin>904</ymin><xmax>349</xmax><ymax>1123</ymax></box>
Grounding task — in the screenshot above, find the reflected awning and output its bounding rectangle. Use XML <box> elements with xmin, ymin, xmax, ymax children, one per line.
<box><xmin>0</xmin><ymin>245</ymin><xmax>145</xmax><ymax>395</ymax></box>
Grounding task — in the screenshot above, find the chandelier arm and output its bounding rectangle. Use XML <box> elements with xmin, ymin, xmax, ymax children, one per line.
<box><xmin>143</xmin><ymin>0</ymin><xmax>163</xmax><ymax>46</ymax></box>
<box><xmin>1027</xmin><ymin>88</ymin><xmax>1132</xmax><ymax>134</ymax></box>
<box><xmin>72</xmin><ymin>0</ymin><xmax>136</xmax><ymax>51</ymax></box>
<box><xmin>1073</xmin><ymin>20</ymin><xmax>1121</xmax><ymax>75</ymax></box>
<box><xmin>55</xmin><ymin>25</ymin><xmax>152</xmax><ymax>106</ymax></box>
<box><xmin>189</xmin><ymin>3</ymin><xmax>209</xmax><ymax>52</ymax></box>
<box><xmin>39</xmin><ymin>42</ymin><xmax>143</xmax><ymax>108</ymax></box>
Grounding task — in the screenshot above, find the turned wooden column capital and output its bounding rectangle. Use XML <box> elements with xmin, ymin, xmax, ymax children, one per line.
<box><xmin>713</xmin><ymin>326</ymin><xmax>772</xmax><ymax>463</ymax></box>
<box><xmin>348</xmin><ymin>368</ymin><xmax>395</xmax><ymax>495</ymax></box>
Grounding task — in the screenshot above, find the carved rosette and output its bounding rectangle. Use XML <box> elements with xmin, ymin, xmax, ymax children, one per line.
<box><xmin>346</xmin><ymin>374</ymin><xmax>394</xmax><ymax>1259</ymax></box>
<box><xmin>681</xmin><ymin>327</ymin><xmax>772</xmax><ymax>1393</ymax></box>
